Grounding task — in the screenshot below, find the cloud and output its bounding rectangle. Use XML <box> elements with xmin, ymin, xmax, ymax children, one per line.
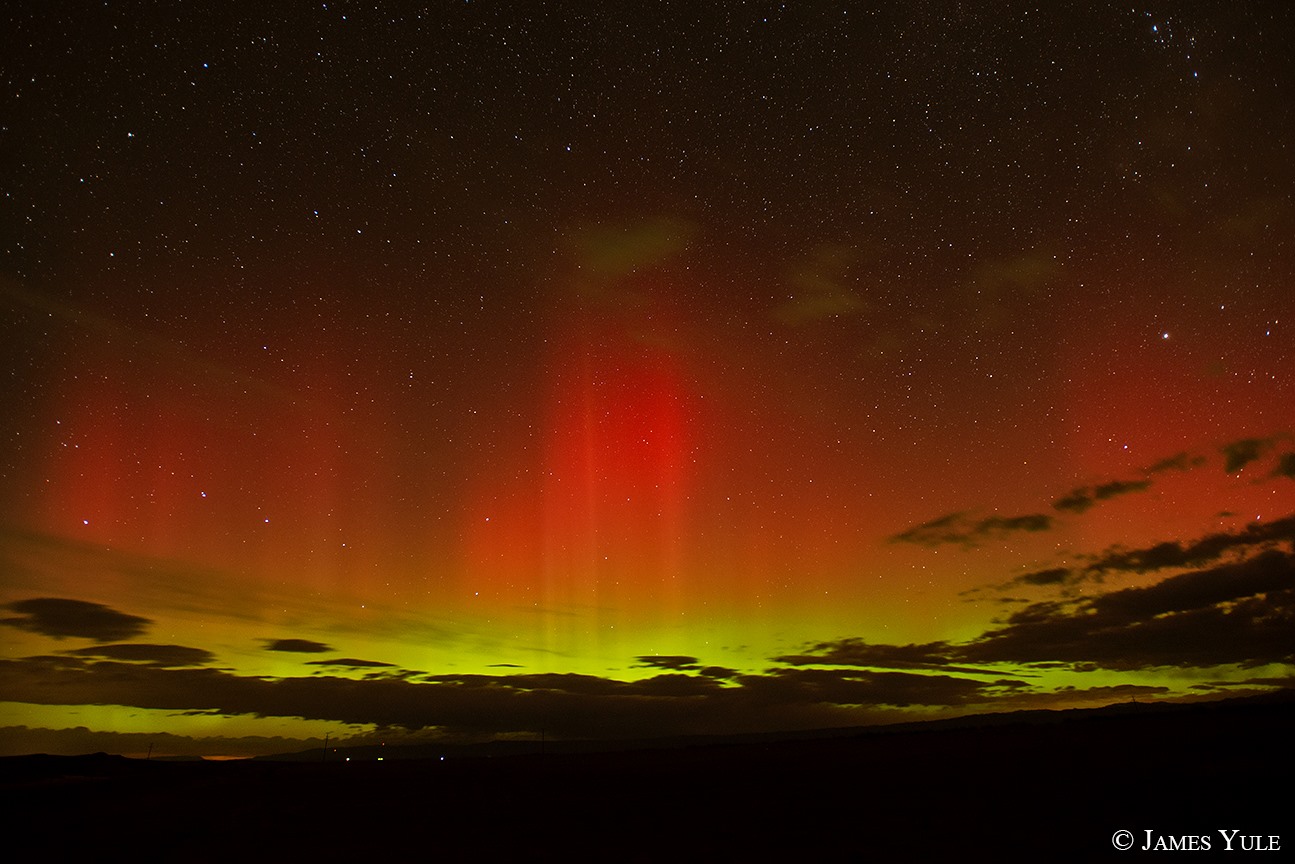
<box><xmin>1085</xmin><ymin>514</ymin><xmax>1295</xmax><ymax>575</ymax></box>
<box><xmin>960</xmin><ymin>573</ymin><xmax>1070</xmax><ymax>601</ymax></box>
<box><xmin>264</xmin><ymin>639</ymin><xmax>333</xmax><ymax>653</ymax></box>
<box><xmin>2</xmin><ymin>546</ymin><xmax>1291</xmax><ymax>745</ymax></box>
<box><xmin>0</xmin><ymin>598</ymin><xmax>150</xmax><ymax>642</ymax></box>
<box><xmin>0</xmin><ymin>658</ymin><xmax>830</xmax><ymax>739</ymax></box>
<box><xmin>968</xmin><ymin>251</ymin><xmax>1060</xmax><ymax>295</ymax></box>
<box><xmin>1010</xmin><ymin>567</ymin><xmax>1073</xmax><ymax>587</ymax></box>
<box><xmin>1221</xmin><ymin>437</ymin><xmax>1275</xmax><ymax>472</ymax></box>
<box><xmin>1273</xmin><ymin>453</ymin><xmax>1295</xmax><ymax>479</ymax></box>
<box><xmin>875</xmin><ymin>517</ymin><xmax>1295</xmax><ymax>675</ymax></box>
<box><xmin>971</xmin><ymin>513</ymin><xmax>1295</xmax><ymax>597</ymax></box>
<box><xmin>734</xmin><ymin>667</ymin><xmax>1027</xmax><ymax>708</ymax></box>
<box><xmin>1086</xmin><ymin>549</ymin><xmax>1293</xmax><ymax>619</ymax></box>
<box><xmin>635</xmin><ymin>655</ymin><xmax>702</xmax><ymax>671</ymax></box>
<box><xmin>979</xmin><ymin>514</ymin><xmax>1052</xmax><ymax>534</ymax></box>
<box><xmin>773</xmin><ymin>244</ymin><xmax>866</xmax><ymax>325</ymax></box>
<box><xmin>3</xmin><ymin>541</ymin><xmax>1291</xmax><ymax>745</ymax></box>
<box><xmin>0</xmin><ymin>649</ymin><xmax>1035</xmax><ymax>742</ymax></box>
<box><xmin>960</xmin><ymin>550</ymin><xmax>1295</xmax><ymax>670</ymax></box>
<box><xmin>891</xmin><ymin>512</ymin><xmax>1052</xmax><ymax>547</ymax></box>
<box><xmin>574</xmin><ymin>218</ymin><xmax>694</xmax><ymax>278</ymax></box>
<box><xmin>962</xmin><ymin>250</ymin><xmax>1061</xmax><ymax>329</ymax></box>
<box><xmin>774</xmin><ymin>638</ymin><xmax>957</xmax><ymax>671</ymax></box>
<box><xmin>1145</xmin><ymin>452</ymin><xmax>1206</xmax><ymax>474</ymax></box>
<box><xmin>1053</xmin><ymin>479</ymin><xmax>1151</xmax><ymax>514</ymax></box>
<box><xmin>63</xmin><ymin>644</ymin><xmax>215</xmax><ymax>667</ymax></box>
<box><xmin>889</xmin><ymin>512</ymin><xmax>967</xmax><ymax>546</ymax></box>
<box><xmin>568</xmin><ymin>218</ymin><xmax>696</xmax><ymax>306</ymax></box>
<box><xmin>990</xmin><ymin>683</ymin><xmax>1172</xmax><ymax>709</ymax></box>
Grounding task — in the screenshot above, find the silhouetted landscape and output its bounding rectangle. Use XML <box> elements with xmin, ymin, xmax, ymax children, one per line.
<box><xmin>4</xmin><ymin>692</ymin><xmax>1290</xmax><ymax>861</ymax></box>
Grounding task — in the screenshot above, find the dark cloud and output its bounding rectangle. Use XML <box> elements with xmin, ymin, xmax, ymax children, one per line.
<box><xmin>979</xmin><ymin>514</ymin><xmax>1052</xmax><ymax>534</ymax></box>
<box><xmin>1273</xmin><ymin>453</ymin><xmax>1295</xmax><ymax>479</ymax></box>
<box><xmin>975</xmin><ymin>514</ymin><xmax>1295</xmax><ymax>595</ymax></box>
<box><xmin>2</xmin><ymin>552</ymin><xmax>1291</xmax><ymax>742</ymax></box>
<box><xmin>890</xmin><ymin>512</ymin><xmax>967</xmax><ymax>546</ymax></box>
<box><xmin>1053</xmin><ymin>479</ymin><xmax>1151</xmax><ymax>514</ymax></box>
<box><xmin>1219</xmin><ymin>675</ymin><xmax>1295</xmax><ymax>690</ymax></box>
<box><xmin>0</xmin><ymin>650</ymin><xmax>1035</xmax><ymax>741</ymax></box>
<box><xmin>1221</xmin><ymin>437</ymin><xmax>1274</xmax><ymax>472</ymax></box>
<box><xmin>735</xmin><ymin>667</ymin><xmax>1027</xmax><ymax>708</ymax></box>
<box><xmin>880</xmin><ymin>545</ymin><xmax>1295</xmax><ymax>675</ymax></box>
<box><xmin>961</xmin><ymin>566</ymin><xmax>1077</xmax><ymax>599</ymax></box>
<box><xmin>1012</xmin><ymin>567</ymin><xmax>1072</xmax><ymax>587</ymax></box>
<box><xmin>627</xmin><ymin>673</ymin><xmax>730</xmax><ymax>698</ymax></box>
<box><xmin>991</xmin><ymin>683</ymin><xmax>1172</xmax><ymax>709</ymax></box>
<box><xmin>891</xmin><ymin>512</ymin><xmax>1052</xmax><ymax>547</ymax></box>
<box><xmin>0</xmin><ymin>598</ymin><xmax>150</xmax><ymax>642</ymax></box>
<box><xmin>960</xmin><ymin>550</ymin><xmax>1295</xmax><ymax>670</ymax></box>
<box><xmin>1085</xmin><ymin>514</ymin><xmax>1295</xmax><ymax>575</ymax></box>
<box><xmin>63</xmin><ymin>644</ymin><xmax>215</xmax><ymax>667</ymax></box>
<box><xmin>1052</xmin><ymin>490</ymin><xmax>1093</xmax><ymax>514</ymax></box>
<box><xmin>362</xmin><ymin>668</ymin><xmax>421</xmax><ymax>681</ymax></box>
<box><xmin>3</xmin><ymin>549</ymin><xmax>1291</xmax><ymax>743</ymax></box>
<box><xmin>635</xmin><ymin>655</ymin><xmax>701</xmax><ymax>671</ymax></box>
<box><xmin>265</xmin><ymin>639</ymin><xmax>333</xmax><ymax>653</ymax></box>
<box><xmin>0</xmin><ymin>657</ymin><xmax>833</xmax><ymax>739</ymax></box>
<box><xmin>775</xmin><ymin>637</ymin><xmax>956</xmax><ymax>671</ymax></box>
<box><xmin>1144</xmin><ymin>452</ymin><xmax>1206</xmax><ymax>474</ymax></box>
<box><xmin>1088</xmin><ymin>549</ymin><xmax>1293</xmax><ymax>619</ymax></box>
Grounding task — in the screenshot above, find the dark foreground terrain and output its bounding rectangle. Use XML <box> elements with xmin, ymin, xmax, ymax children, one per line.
<box><xmin>3</xmin><ymin>695</ymin><xmax>1290</xmax><ymax>862</ymax></box>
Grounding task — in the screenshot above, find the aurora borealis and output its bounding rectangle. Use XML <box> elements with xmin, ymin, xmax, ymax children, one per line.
<box><xmin>2</xmin><ymin>2</ymin><xmax>1293</xmax><ymax>757</ymax></box>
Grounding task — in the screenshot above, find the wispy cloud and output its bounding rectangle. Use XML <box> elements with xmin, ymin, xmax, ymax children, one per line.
<box><xmin>1144</xmin><ymin>452</ymin><xmax>1206</xmax><ymax>474</ymax></box>
<box><xmin>1053</xmin><ymin>479</ymin><xmax>1151</xmax><ymax>514</ymax></box>
<box><xmin>773</xmin><ymin>244</ymin><xmax>866</xmax><ymax>325</ymax></box>
<box><xmin>890</xmin><ymin>512</ymin><xmax>1052</xmax><ymax>547</ymax></box>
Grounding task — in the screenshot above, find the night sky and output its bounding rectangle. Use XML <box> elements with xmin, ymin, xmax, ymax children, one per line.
<box><xmin>2</xmin><ymin>2</ymin><xmax>1293</xmax><ymax>757</ymax></box>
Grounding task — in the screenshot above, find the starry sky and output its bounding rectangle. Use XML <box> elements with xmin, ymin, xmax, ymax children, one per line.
<box><xmin>2</xmin><ymin>1</ymin><xmax>1293</xmax><ymax>757</ymax></box>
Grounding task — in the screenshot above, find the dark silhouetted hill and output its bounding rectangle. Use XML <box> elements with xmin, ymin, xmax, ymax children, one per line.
<box><xmin>3</xmin><ymin>692</ymin><xmax>1290</xmax><ymax>861</ymax></box>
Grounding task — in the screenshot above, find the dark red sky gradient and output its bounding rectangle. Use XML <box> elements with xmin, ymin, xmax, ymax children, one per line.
<box><xmin>1</xmin><ymin>2</ymin><xmax>1293</xmax><ymax>755</ymax></box>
